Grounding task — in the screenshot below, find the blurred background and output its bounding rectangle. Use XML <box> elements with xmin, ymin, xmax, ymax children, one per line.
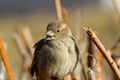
<box><xmin>0</xmin><ymin>0</ymin><xmax>120</xmax><ymax>80</ymax></box>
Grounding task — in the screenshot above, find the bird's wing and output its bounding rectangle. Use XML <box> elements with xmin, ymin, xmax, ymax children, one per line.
<box><xmin>30</xmin><ymin>39</ymin><xmax>46</xmax><ymax>77</ymax></box>
<box><xmin>33</xmin><ymin>39</ymin><xmax>46</xmax><ymax>53</ymax></box>
<box><xmin>71</xmin><ymin>37</ymin><xmax>80</xmax><ymax>69</ymax></box>
<box><xmin>30</xmin><ymin>53</ymin><xmax>39</xmax><ymax>77</ymax></box>
<box><xmin>71</xmin><ymin>37</ymin><xmax>80</xmax><ymax>55</ymax></box>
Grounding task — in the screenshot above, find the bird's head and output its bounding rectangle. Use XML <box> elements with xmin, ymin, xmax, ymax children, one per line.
<box><xmin>46</xmin><ymin>21</ymin><xmax>72</xmax><ymax>40</ymax></box>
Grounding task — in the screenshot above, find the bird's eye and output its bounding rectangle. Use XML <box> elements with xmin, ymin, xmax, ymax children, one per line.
<box><xmin>57</xmin><ymin>29</ymin><xmax>60</xmax><ymax>32</ymax></box>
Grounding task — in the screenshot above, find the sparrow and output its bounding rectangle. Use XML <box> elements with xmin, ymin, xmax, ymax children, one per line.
<box><xmin>30</xmin><ymin>21</ymin><xmax>80</xmax><ymax>80</ymax></box>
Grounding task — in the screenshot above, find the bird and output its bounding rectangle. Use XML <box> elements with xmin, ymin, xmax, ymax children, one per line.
<box><xmin>30</xmin><ymin>21</ymin><xmax>80</xmax><ymax>80</ymax></box>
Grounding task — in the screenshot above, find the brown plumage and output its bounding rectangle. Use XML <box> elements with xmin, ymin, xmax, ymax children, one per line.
<box><xmin>30</xmin><ymin>21</ymin><xmax>80</xmax><ymax>80</ymax></box>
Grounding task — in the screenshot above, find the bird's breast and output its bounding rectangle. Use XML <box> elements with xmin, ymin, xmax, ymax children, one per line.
<box><xmin>45</xmin><ymin>40</ymin><xmax>69</xmax><ymax>61</ymax></box>
<box><xmin>37</xmin><ymin>38</ymin><xmax>77</xmax><ymax>78</ymax></box>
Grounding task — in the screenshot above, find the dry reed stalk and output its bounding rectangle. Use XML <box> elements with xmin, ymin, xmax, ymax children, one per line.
<box><xmin>64</xmin><ymin>74</ymin><xmax>72</xmax><ymax>80</ymax></box>
<box><xmin>110</xmin><ymin>38</ymin><xmax>120</xmax><ymax>80</ymax></box>
<box><xmin>111</xmin><ymin>38</ymin><xmax>120</xmax><ymax>69</ymax></box>
<box><xmin>14</xmin><ymin>33</ymin><xmax>28</xmax><ymax>80</ymax></box>
<box><xmin>95</xmin><ymin>52</ymin><xmax>103</xmax><ymax>80</ymax></box>
<box><xmin>13</xmin><ymin>33</ymin><xmax>32</xmax><ymax>71</ymax></box>
<box><xmin>111</xmin><ymin>53</ymin><xmax>120</xmax><ymax>80</ymax></box>
<box><xmin>65</xmin><ymin>73</ymin><xmax>72</xmax><ymax>80</ymax></box>
<box><xmin>80</xmin><ymin>55</ymin><xmax>88</xmax><ymax>80</ymax></box>
<box><xmin>21</xmin><ymin>27</ymin><xmax>34</xmax><ymax>56</ymax></box>
<box><xmin>62</xmin><ymin>7</ymin><xmax>68</xmax><ymax>23</ymax></box>
<box><xmin>112</xmin><ymin>0</ymin><xmax>120</xmax><ymax>15</ymax></box>
<box><xmin>0</xmin><ymin>62</ymin><xmax>5</xmax><ymax>80</ymax></box>
<box><xmin>110</xmin><ymin>38</ymin><xmax>120</xmax><ymax>52</ymax></box>
<box><xmin>83</xmin><ymin>27</ymin><xmax>120</xmax><ymax>79</ymax></box>
<box><xmin>17</xmin><ymin>26</ymin><xmax>34</xmax><ymax>57</ymax></box>
<box><xmin>87</xmin><ymin>55</ymin><xmax>96</xmax><ymax>80</ymax></box>
<box><xmin>0</xmin><ymin>34</ymin><xmax>15</xmax><ymax>80</ymax></box>
<box><xmin>88</xmin><ymin>39</ymin><xmax>96</xmax><ymax>68</ymax></box>
<box><xmin>87</xmin><ymin>68</ymin><xmax>96</xmax><ymax>80</ymax></box>
<box><xmin>13</xmin><ymin>33</ymin><xmax>30</xmax><ymax>58</ymax></box>
<box><xmin>87</xmin><ymin>38</ymin><xmax>96</xmax><ymax>80</ymax></box>
<box><xmin>14</xmin><ymin>25</ymin><xmax>34</xmax><ymax>80</ymax></box>
<box><xmin>88</xmin><ymin>38</ymin><xmax>103</xmax><ymax>80</ymax></box>
<box><xmin>55</xmin><ymin>0</ymin><xmax>63</xmax><ymax>21</ymax></box>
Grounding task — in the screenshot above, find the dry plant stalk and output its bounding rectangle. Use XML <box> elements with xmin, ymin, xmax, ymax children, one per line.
<box><xmin>111</xmin><ymin>38</ymin><xmax>120</xmax><ymax>51</ymax></box>
<box><xmin>21</xmin><ymin>27</ymin><xmax>34</xmax><ymax>56</ymax></box>
<box><xmin>88</xmin><ymin>39</ymin><xmax>96</xmax><ymax>69</ymax></box>
<box><xmin>83</xmin><ymin>27</ymin><xmax>120</xmax><ymax>79</ymax></box>
<box><xmin>88</xmin><ymin>38</ymin><xmax>103</xmax><ymax>80</ymax></box>
<box><xmin>14</xmin><ymin>33</ymin><xmax>29</xmax><ymax>58</ymax></box>
<box><xmin>111</xmin><ymin>38</ymin><xmax>120</xmax><ymax>69</ymax></box>
<box><xmin>64</xmin><ymin>74</ymin><xmax>72</xmax><ymax>80</ymax></box>
<box><xmin>80</xmin><ymin>56</ymin><xmax>88</xmax><ymax>80</ymax></box>
<box><xmin>0</xmin><ymin>34</ymin><xmax>15</xmax><ymax>80</ymax></box>
<box><xmin>110</xmin><ymin>38</ymin><xmax>120</xmax><ymax>80</ymax></box>
<box><xmin>112</xmin><ymin>0</ymin><xmax>120</xmax><ymax>15</ymax></box>
<box><xmin>17</xmin><ymin>26</ymin><xmax>34</xmax><ymax>57</ymax></box>
<box><xmin>13</xmin><ymin>33</ymin><xmax>32</xmax><ymax>70</ymax></box>
<box><xmin>14</xmin><ymin>25</ymin><xmax>34</xmax><ymax>80</ymax></box>
<box><xmin>0</xmin><ymin>62</ymin><xmax>6</xmax><ymax>80</ymax></box>
<box><xmin>87</xmin><ymin>38</ymin><xmax>97</xmax><ymax>80</ymax></box>
<box><xmin>95</xmin><ymin>52</ymin><xmax>103</xmax><ymax>80</ymax></box>
<box><xmin>55</xmin><ymin>0</ymin><xmax>63</xmax><ymax>21</ymax></box>
<box><xmin>62</xmin><ymin>7</ymin><xmax>68</xmax><ymax>23</ymax></box>
<box><xmin>14</xmin><ymin>33</ymin><xmax>30</xmax><ymax>80</ymax></box>
<box><xmin>87</xmin><ymin>68</ymin><xmax>96</xmax><ymax>80</ymax></box>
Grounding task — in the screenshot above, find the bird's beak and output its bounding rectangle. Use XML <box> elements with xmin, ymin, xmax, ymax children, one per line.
<box><xmin>46</xmin><ymin>31</ymin><xmax>55</xmax><ymax>37</ymax></box>
<box><xmin>46</xmin><ymin>31</ymin><xmax>55</xmax><ymax>40</ymax></box>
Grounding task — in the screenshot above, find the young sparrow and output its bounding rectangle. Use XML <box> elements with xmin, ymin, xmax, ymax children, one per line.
<box><xmin>30</xmin><ymin>21</ymin><xmax>80</xmax><ymax>80</ymax></box>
